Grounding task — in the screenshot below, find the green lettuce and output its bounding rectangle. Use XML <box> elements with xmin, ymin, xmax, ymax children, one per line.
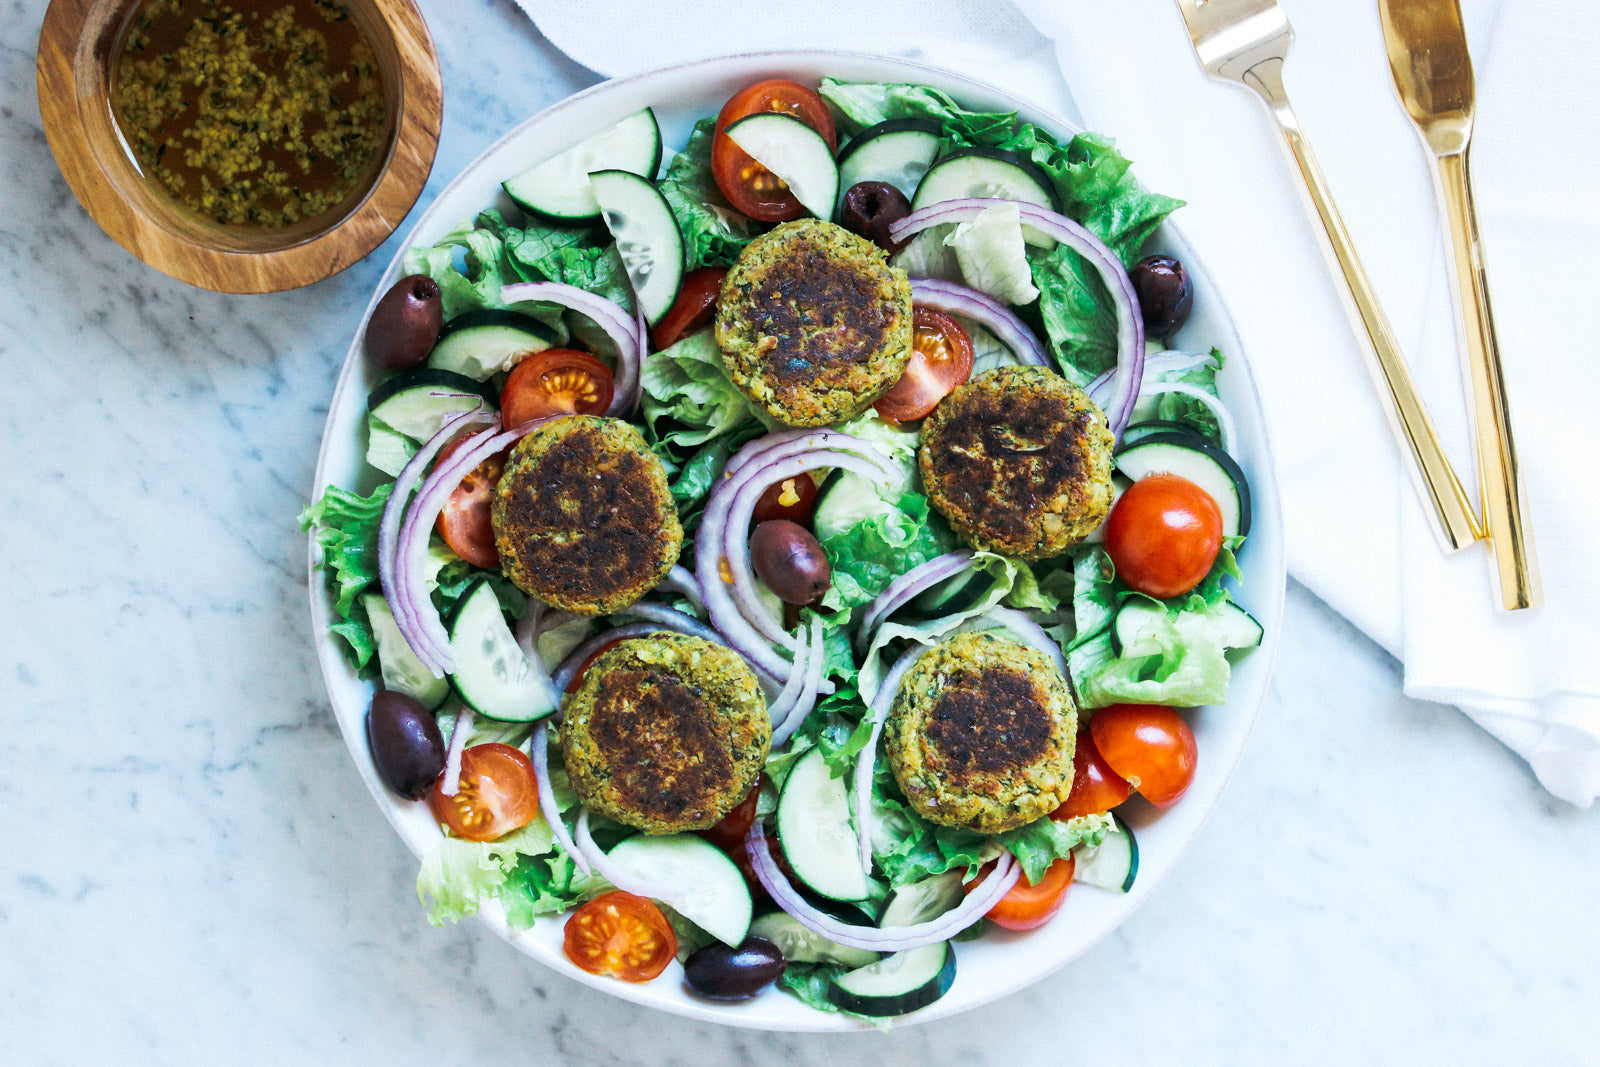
<box><xmin>943</xmin><ymin>202</ymin><xmax>1040</xmax><ymax>306</ymax></box>
<box><xmin>416</xmin><ymin>819</ymin><xmax>557</xmax><ymax>926</ymax></box>
<box><xmin>658</xmin><ymin>117</ymin><xmax>763</xmax><ymax>270</ymax></box>
<box><xmin>641</xmin><ymin>329</ymin><xmax>765</xmax><ymax>452</ymax></box>
<box><xmin>500</xmin><ymin>850</ymin><xmax>608</xmax><ymax>930</ymax></box>
<box><xmin>401</xmin><ymin>219</ymin><xmax>507</xmax><ymax>319</ymax></box>
<box><xmin>1142</xmin><ymin>348</ymin><xmax>1227</xmax><ymax>442</ymax></box>
<box><xmin>818</xmin><ymin>491</ymin><xmax>953</xmax><ymax>615</ymax></box>
<box><xmin>1029</xmin><ymin>240</ymin><xmax>1120</xmax><ymax>385</ymax></box>
<box><xmin>818</xmin><ymin>78</ymin><xmax>1016</xmax><ymax>143</ymax></box>
<box><xmin>299</xmin><ymin>483</ymin><xmax>392</xmax><ymax>670</ymax></box>
<box><xmin>997</xmin><ymin>812</ymin><xmax>1114</xmax><ymax>884</ymax></box>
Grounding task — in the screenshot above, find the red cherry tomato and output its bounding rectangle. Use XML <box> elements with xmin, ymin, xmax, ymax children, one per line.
<box><xmin>1089</xmin><ymin>704</ymin><xmax>1198</xmax><ymax>808</ymax></box>
<box><xmin>435</xmin><ymin>435</ymin><xmax>509</xmax><ymax>569</ymax></box>
<box><xmin>429</xmin><ymin>743</ymin><xmax>539</xmax><ymax>842</ymax></box>
<box><xmin>1103</xmin><ymin>473</ymin><xmax>1223</xmax><ymax>599</ymax></box>
<box><xmin>699</xmin><ymin>784</ymin><xmax>761</xmax><ymax>851</ymax></box>
<box><xmin>1052</xmin><ymin>728</ymin><xmax>1132</xmax><ymax>819</ymax></box>
<box><xmin>750</xmin><ymin>473</ymin><xmax>820</xmax><ymax>526</ymax></box>
<box><xmin>976</xmin><ymin>855</ymin><xmax>1076</xmax><ymax>931</ymax></box>
<box><xmin>726</xmin><ymin>831</ymin><xmax>797</xmax><ymax>899</ymax></box>
<box><xmin>651</xmin><ymin>267</ymin><xmax>728</xmax><ymax>351</ymax></box>
<box><xmin>562</xmin><ymin>891</ymin><xmax>677</xmax><ymax>982</ymax></box>
<box><xmin>500</xmin><ymin>348</ymin><xmax>614</xmax><ymax>427</ymax></box>
<box><xmin>711</xmin><ymin>79</ymin><xmax>837</xmax><ymax>221</ymax></box>
<box><xmin>873</xmin><ymin>306</ymin><xmax>975</xmax><ymax>423</ymax></box>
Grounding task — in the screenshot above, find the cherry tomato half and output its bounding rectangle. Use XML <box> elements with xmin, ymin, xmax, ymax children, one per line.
<box><xmin>651</xmin><ymin>267</ymin><xmax>728</xmax><ymax>351</ymax></box>
<box><xmin>874</xmin><ymin>306</ymin><xmax>975</xmax><ymax>423</ymax></box>
<box><xmin>435</xmin><ymin>435</ymin><xmax>508</xmax><ymax>569</ymax></box>
<box><xmin>1052</xmin><ymin>728</ymin><xmax>1132</xmax><ymax>820</ymax></box>
<box><xmin>699</xmin><ymin>784</ymin><xmax>761</xmax><ymax>852</ymax></box>
<box><xmin>563</xmin><ymin>891</ymin><xmax>677</xmax><ymax>982</ymax></box>
<box><xmin>981</xmin><ymin>855</ymin><xmax>1076</xmax><ymax>931</ymax></box>
<box><xmin>750</xmin><ymin>473</ymin><xmax>820</xmax><ymax>526</ymax></box>
<box><xmin>712</xmin><ymin>79</ymin><xmax>837</xmax><ymax>222</ymax></box>
<box><xmin>500</xmin><ymin>348</ymin><xmax>614</xmax><ymax>427</ymax></box>
<box><xmin>429</xmin><ymin>743</ymin><xmax>540</xmax><ymax>842</ymax></box>
<box><xmin>1089</xmin><ymin>704</ymin><xmax>1198</xmax><ymax>809</ymax></box>
<box><xmin>1103</xmin><ymin>473</ymin><xmax>1223</xmax><ymax>599</ymax></box>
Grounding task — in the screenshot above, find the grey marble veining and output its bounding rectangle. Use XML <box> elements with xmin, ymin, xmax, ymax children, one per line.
<box><xmin>3</xmin><ymin>1</ymin><xmax>1598</xmax><ymax>1062</ymax></box>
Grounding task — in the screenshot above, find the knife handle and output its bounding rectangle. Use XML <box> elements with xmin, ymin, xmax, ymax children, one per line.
<box><xmin>1262</xmin><ymin>91</ymin><xmax>1481</xmax><ymax>550</ymax></box>
<box><xmin>1434</xmin><ymin>149</ymin><xmax>1541</xmax><ymax>609</ymax></box>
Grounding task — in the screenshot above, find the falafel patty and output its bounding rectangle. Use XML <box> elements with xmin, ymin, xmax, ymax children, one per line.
<box><xmin>918</xmin><ymin>366</ymin><xmax>1115</xmax><ymax>561</ymax></box>
<box><xmin>561</xmin><ymin>634</ymin><xmax>770</xmax><ymax>834</ymax></box>
<box><xmin>491</xmin><ymin>415</ymin><xmax>682</xmax><ymax>616</ymax></box>
<box><xmin>715</xmin><ymin>218</ymin><xmax>913</xmax><ymax>427</ymax></box>
<box><xmin>885</xmin><ymin>631</ymin><xmax>1077</xmax><ymax>833</ymax></box>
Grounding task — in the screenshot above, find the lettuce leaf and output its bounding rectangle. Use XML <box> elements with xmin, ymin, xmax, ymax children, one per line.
<box><xmin>401</xmin><ymin>219</ymin><xmax>507</xmax><ymax>319</ymax></box>
<box><xmin>416</xmin><ymin>819</ymin><xmax>557</xmax><ymax>926</ymax></box>
<box><xmin>658</xmin><ymin>117</ymin><xmax>763</xmax><ymax>270</ymax></box>
<box><xmin>818</xmin><ymin>78</ymin><xmax>1016</xmax><ymax>143</ymax></box>
<box><xmin>1029</xmin><ymin>240</ymin><xmax>1120</xmax><ymax>385</ymax></box>
<box><xmin>997</xmin><ymin>812</ymin><xmax>1114</xmax><ymax>884</ymax></box>
<box><xmin>944</xmin><ymin>202</ymin><xmax>1040</xmax><ymax>305</ymax></box>
<box><xmin>500</xmin><ymin>849</ymin><xmax>608</xmax><ymax>930</ymax></box>
<box><xmin>300</xmin><ymin>483</ymin><xmax>392</xmax><ymax>670</ymax></box>
<box><xmin>641</xmin><ymin>329</ymin><xmax>765</xmax><ymax>452</ymax></box>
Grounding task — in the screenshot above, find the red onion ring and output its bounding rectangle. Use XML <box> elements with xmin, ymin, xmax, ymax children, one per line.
<box><xmin>550</xmin><ymin>622</ymin><xmax>662</xmax><ymax>694</ymax></box>
<box><xmin>439</xmin><ymin>706</ymin><xmax>475</xmax><ymax>797</ymax></box>
<box><xmin>889</xmin><ymin>198</ymin><xmax>1145</xmax><ymax>437</ymax></box>
<box><xmin>856</xmin><ymin>551</ymin><xmax>975</xmax><ymax>652</ymax></box>
<box><xmin>764</xmin><ymin>618</ymin><xmax>814</xmax><ymax>733</ymax></box>
<box><xmin>771</xmin><ymin>616</ymin><xmax>827</xmax><ymax>747</ymax></box>
<box><xmin>615</xmin><ymin>602</ymin><xmax>731</xmax><ymax>649</ymax></box>
<box><xmin>498</xmin><ymin>282</ymin><xmax>640</xmax><ymax>418</ymax></box>
<box><xmin>964</xmin><ymin>607</ymin><xmax>1068</xmax><ymax>679</ymax></box>
<box><xmin>532</xmin><ymin>723</ymin><xmax>588</xmax><ymax>874</ymax></box>
<box><xmin>854</xmin><ymin>645</ymin><xmax>928</xmax><ymax>873</ymax></box>
<box><xmin>575</xmin><ymin>809</ymin><xmax>674</xmax><ymax>900</ymax></box>
<box><xmin>1087</xmin><ymin>348</ymin><xmax>1219</xmax><ymax>409</ymax></box>
<box><xmin>746</xmin><ymin>822</ymin><xmax>1021</xmax><ymax>951</ymax></box>
<box><xmin>910</xmin><ymin>278</ymin><xmax>1047</xmax><ymax>367</ymax></box>
<box><xmin>654</xmin><ymin>564</ymin><xmax>706</xmax><ymax>614</ymax></box>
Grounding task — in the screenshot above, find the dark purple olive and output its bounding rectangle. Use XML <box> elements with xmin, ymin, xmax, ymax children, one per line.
<box><xmin>750</xmin><ymin>520</ymin><xmax>831</xmax><ymax>606</ymax></box>
<box><xmin>365</xmin><ymin>274</ymin><xmax>442</xmax><ymax>371</ymax></box>
<box><xmin>1132</xmin><ymin>254</ymin><xmax>1194</xmax><ymax>337</ymax></box>
<box><xmin>839</xmin><ymin>181</ymin><xmax>913</xmax><ymax>253</ymax></box>
<box><xmin>683</xmin><ymin>937</ymin><xmax>787</xmax><ymax>1001</ymax></box>
<box><xmin>367</xmin><ymin>690</ymin><xmax>446</xmax><ymax>799</ymax></box>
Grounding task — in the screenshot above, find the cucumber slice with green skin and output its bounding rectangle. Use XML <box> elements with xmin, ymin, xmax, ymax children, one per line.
<box><xmin>837</xmin><ymin>118</ymin><xmax>944</xmax><ymax>202</ymax></box>
<box><xmin>748</xmin><ymin>911</ymin><xmax>881</xmax><ymax>968</ymax></box>
<box><xmin>446</xmin><ymin>579</ymin><xmax>557</xmax><ymax>723</ymax></box>
<box><xmin>1211</xmin><ymin>600</ymin><xmax>1264</xmax><ymax>650</ymax></box>
<box><xmin>1113</xmin><ymin>596</ymin><xmax>1263</xmax><ymax>655</ymax></box>
<box><xmin>590</xmin><ymin>169</ymin><xmax>685</xmax><ymax>326</ymax></box>
<box><xmin>1111</xmin><ymin>597</ymin><xmax>1167</xmax><ymax>656</ymax></box>
<box><xmin>366</xmin><ymin>368</ymin><xmax>497</xmax><ymax>442</ymax></box>
<box><xmin>427</xmin><ymin>310</ymin><xmax>558</xmax><ymax>381</ymax></box>
<box><xmin>777</xmin><ymin>748</ymin><xmax>872</xmax><ymax>902</ymax></box>
<box><xmin>724</xmin><ymin>112</ymin><xmax>841</xmax><ymax>221</ymax></box>
<box><xmin>501</xmin><ymin>108</ymin><xmax>663</xmax><ymax>223</ymax></box>
<box><xmin>1114</xmin><ymin>432</ymin><xmax>1252</xmax><ymax>539</ymax></box>
<box><xmin>1120</xmin><ymin>419</ymin><xmax>1212</xmax><ymax>448</ymax></box>
<box><xmin>911</xmin><ymin>147</ymin><xmax>1061</xmax><ymax>214</ymax></box>
<box><xmin>826</xmin><ymin>941</ymin><xmax>956</xmax><ymax>1017</ymax></box>
<box><xmin>606</xmin><ymin>834</ymin><xmax>753</xmax><ymax>947</ymax></box>
<box><xmin>811</xmin><ymin>469</ymin><xmax>902</xmax><ymax>542</ymax></box>
<box><xmin>877</xmin><ymin>870</ymin><xmax>965</xmax><ymax>928</ymax></box>
<box><xmin>1074</xmin><ymin>813</ymin><xmax>1139</xmax><ymax>892</ymax></box>
<box><xmin>363</xmin><ymin>593</ymin><xmax>450</xmax><ymax>709</ymax></box>
<box><xmin>910</xmin><ymin>568</ymin><xmax>999</xmax><ymax>617</ymax></box>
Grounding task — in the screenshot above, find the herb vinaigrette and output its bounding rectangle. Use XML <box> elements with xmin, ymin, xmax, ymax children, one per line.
<box><xmin>111</xmin><ymin>0</ymin><xmax>389</xmax><ymax>228</ymax></box>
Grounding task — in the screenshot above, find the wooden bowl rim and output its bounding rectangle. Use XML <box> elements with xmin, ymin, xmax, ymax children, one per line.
<box><xmin>35</xmin><ymin>0</ymin><xmax>442</xmax><ymax>294</ymax></box>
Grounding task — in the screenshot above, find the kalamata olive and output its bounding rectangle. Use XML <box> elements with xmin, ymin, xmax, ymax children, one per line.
<box><xmin>839</xmin><ymin>181</ymin><xmax>912</xmax><ymax>253</ymax></box>
<box><xmin>365</xmin><ymin>274</ymin><xmax>442</xmax><ymax>371</ymax></box>
<box><xmin>1131</xmin><ymin>254</ymin><xmax>1194</xmax><ymax>337</ymax></box>
<box><xmin>683</xmin><ymin>937</ymin><xmax>787</xmax><ymax>1001</ymax></box>
<box><xmin>750</xmin><ymin>520</ymin><xmax>831</xmax><ymax>605</ymax></box>
<box><xmin>366</xmin><ymin>690</ymin><xmax>446</xmax><ymax>799</ymax></box>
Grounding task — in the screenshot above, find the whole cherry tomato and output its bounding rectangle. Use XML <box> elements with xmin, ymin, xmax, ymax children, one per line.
<box><xmin>1104</xmin><ymin>473</ymin><xmax>1223</xmax><ymax>599</ymax></box>
<box><xmin>1089</xmin><ymin>704</ymin><xmax>1198</xmax><ymax>808</ymax></box>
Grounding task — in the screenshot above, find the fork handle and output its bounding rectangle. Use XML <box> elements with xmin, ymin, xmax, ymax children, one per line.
<box><xmin>1264</xmin><ymin>94</ymin><xmax>1481</xmax><ymax>550</ymax></box>
<box><xmin>1433</xmin><ymin>149</ymin><xmax>1541</xmax><ymax>609</ymax></box>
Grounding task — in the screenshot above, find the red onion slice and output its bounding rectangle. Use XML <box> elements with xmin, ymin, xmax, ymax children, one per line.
<box><xmin>575</xmin><ymin>809</ymin><xmax>674</xmax><ymax>900</ymax></box>
<box><xmin>910</xmin><ymin>278</ymin><xmax>1047</xmax><ymax>366</ymax></box>
<box><xmin>889</xmin><ymin>198</ymin><xmax>1145</xmax><ymax>437</ymax></box>
<box><xmin>550</xmin><ymin>622</ymin><xmax>662</xmax><ymax>694</ymax></box>
<box><xmin>772</xmin><ymin>616</ymin><xmax>827</xmax><ymax>747</ymax></box>
<box><xmin>746</xmin><ymin>822</ymin><xmax>1021</xmax><ymax>951</ymax></box>
<box><xmin>964</xmin><ymin>607</ymin><xmax>1067</xmax><ymax>679</ymax></box>
<box><xmin>439</xmin><ymin>706</ymin><xmax>475</xmax><ymax>797</ymax></box>
<box><xmin>532</xmin><ymin>723</ymin><xmax>589</xmax><ymax>874</ymax></box>
<box><xmin>856</xmin><ymin>550</ymin><xmax>975</xmax><ymax>652</ymax></box>
<box><xmin>763</xmin><ymin>619</ymin><xmax>813</xmax><ymax>732</ymax></box>
<box><xmin>654</xmin><ymin>564</ymin><xmax>706</xmax><ymax>614</ymax></box>
<box><xmin>854</xmin><ymin>645</ymin><xmax>927</xmax><ymax>874</ymax></box>
<box><xmin>615</xmin><ymin>601</ymin><xmax>730</xmax><ymax>649</ymax></box>
<box><xmin>498</xmin><ymin>282</ymin><xmax>640</xmax><ymax>418</ymax></box>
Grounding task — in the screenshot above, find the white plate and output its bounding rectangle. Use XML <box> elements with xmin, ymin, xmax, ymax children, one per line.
<box><xmin>308</xmin><ymin>49</ymin><xmax>1286</xmax><ymax>1032</ymax></box>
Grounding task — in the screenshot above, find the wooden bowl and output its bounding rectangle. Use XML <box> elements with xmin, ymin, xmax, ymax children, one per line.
<box><xmin>36</xmin><ymin>0</ymin><xmax>442</xmax><ymax>293</ymax></box>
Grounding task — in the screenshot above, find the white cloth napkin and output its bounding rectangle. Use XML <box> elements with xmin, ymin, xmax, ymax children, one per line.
<box><xmin>517</xmin><ymin>0</ymin><xmax>1600</xmax><ymax>805</ymax></box>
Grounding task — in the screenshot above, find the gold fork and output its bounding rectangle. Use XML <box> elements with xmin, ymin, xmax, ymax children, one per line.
<box><xmin>1175</xmin><ymin>0</ymin><xmax>1481</xmax><ymax>552</ymax></box>
<box><xmin>1379</xmin><ymin>0</ymin><xmax>1540</xmax><ymax>609</ymax></box>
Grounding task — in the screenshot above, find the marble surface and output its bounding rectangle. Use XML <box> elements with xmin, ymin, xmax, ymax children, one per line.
<box><xmin>3</xmin><ymin>1</ymin><xmax>1598</xmax><ymax>1062</ymax></box>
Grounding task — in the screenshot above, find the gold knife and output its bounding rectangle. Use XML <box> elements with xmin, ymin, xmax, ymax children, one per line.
<box><xmin>1378</xmin><ymin>0</ymin><xmax>1540</xmax><ymax>609</ymax></box>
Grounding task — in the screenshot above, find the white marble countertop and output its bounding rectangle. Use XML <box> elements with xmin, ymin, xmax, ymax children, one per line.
<box><xmin>4</xmin><ymin>1</ymin><xmax>1598</xmax><ymax>1061</ymax></box>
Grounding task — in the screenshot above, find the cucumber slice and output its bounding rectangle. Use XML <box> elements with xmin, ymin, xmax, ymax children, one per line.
<box><xmin>878</xmin><ymin>871</ymin><xmax>964</xmax><ymax>928</ymax></box>
<box><xmin>590</xmin><ymin>169</ymin><xmax>684</xmax><ymax>326</ymax></box>
<box><xmin>826</xmin><ymin>941</ymin><xmax>956</xmax><ymax>1017</ymax></box>
<box><xmin>777</xmin><ymin>748</ymin><xmax>871</xmax><ymax>902</ymax></box>
<box><xmin>748</xmin><ymin>911</ymin><xmax>880</xmax><ymax>968</ymax></box>
<box><xmin>1111</xmin><ymin>597</ymin><xmax>1167</xmax><ymax>656</ymax></box>
<box><xmin>723</xmin><ymin>112</ymin><xmax>840</xmax><ymax>220</ymax></box>
<box><xmin>606</xmin><ymin>834</ymin><xmax>753</xmax><ymax>947</ymax></box>
<box><xmin>911</xmin><ymin>147</ymin><xmax>1061</xmax><ymax>214</ymax></box>
<box><xmin>366</xmin><ymin>368</ymin><xmax>497</xmax><ymax>443</ymax></box>
<box><xmin>446</xmin><ymin>579</ymin><xmax>557</xmax><ymax>723</ymax></box>
<box><xmin>1113</xmin><ymin>596</ymin><xmax>1262</xmax><ymax>654</ymax></box>
<box><xmin>910</xmin><ymin>568</ymin><xmax>999</xmax><ymax>617</ymax></box>
<box><xmin>1074</xmin><ymin>814</ymin><xmax>1139</xmax><ymax>892</ymax></box>
<box><xmin>1120</xmin><ymin>419</ymin><xmax>1211</xmax><ymax>448</ymax></box>
<box><xmin>363</xmin><ymin>593</ymin><xmax>449</xmax><ymax>709</ymax></box>
<box><xmin>1114</xmin><ymin>432</ymin><xmax>1252</xmax><ymax>539</ymax></box>
<box><xmin>837</xmin><ymin>118</ymin><xmax>944</xmax><ymax>202</ymax></box>
<box><xmin>812</xmin><ymin>470</ymin><xmax>898</xmax><ymax>542</ymax></box>
<box><xmin>501</xmin><ymin>108</ymin><xmax>663</xmax><ymax>223</ymax></box>
<box><xmin>427</xmin><ymin>310</ymin><xmax>558</xmax><ymax>381</ymax></box>
<box><xmin>1212</xmin><ymin>600</ymin><xmax>1264</xmax><ymax>650</ymax></box>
